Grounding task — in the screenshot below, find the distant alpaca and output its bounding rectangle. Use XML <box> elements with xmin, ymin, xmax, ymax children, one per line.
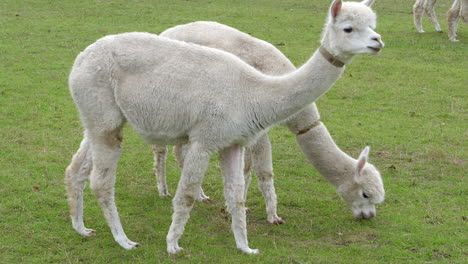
<box><xmin>413</xmin><ymin>0</ymin><xmax>442</xmax><ymax>33</ymax></box>
<box><xmin>65</xmin><ymin>0</ymin><xmax>383</xmax><ymax>254</ymax></box>
<box><xmin>155</xmin><ymin>21</ymin><xmax>385</xmax><ymax>223</ymax></box>
<box><xmin>448</xmin><ymin>0</ymin><xmax>468</xmax><ymax>41</ymax></box>
<box><xmin>413</xmin><ymin>0</ymin><xmax>467</xmax><ymax>41</ymax></box>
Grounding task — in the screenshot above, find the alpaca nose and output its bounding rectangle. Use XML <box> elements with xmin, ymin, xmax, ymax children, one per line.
<box><xmin>357</xmin><ymin>211</ymin><xmax>376</xmax><ymax>220</ymax></box>
<box><xmin>372</xmin><ymin>34</ymin><xmax>384</xmax><ymax>48</ymax></box>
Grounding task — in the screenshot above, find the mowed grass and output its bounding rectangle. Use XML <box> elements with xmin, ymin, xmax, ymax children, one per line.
<box><xmin>0</xmin><ymin>0</ymin><xmax>466</xmax><ymax>263</ymax></box>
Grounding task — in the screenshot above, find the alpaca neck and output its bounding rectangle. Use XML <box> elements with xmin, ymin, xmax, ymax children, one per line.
<box><xmin>295</xmin><ymin>123</ymin><xmax>356</xmax><ymax>188</ymax></box>
<box><xmin>254</xmin><ymin>44</ymin><xmax>350</xmax><ymax>126</ymax></box>
<box><xmin>320</xmin><ymin>31</ymin><xmax>356</xmax><ymax>65</ymax></box>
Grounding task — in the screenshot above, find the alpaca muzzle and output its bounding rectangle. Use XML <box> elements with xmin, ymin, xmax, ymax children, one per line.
<box><xmin>356</xmin><ymin>211</ymin><xmax>376</xmax><ymax>220</ymax></box>
<box><xmin>367</xmin><ymin>35</ymin><xmax>384</xmax><ymax>53</ymax></box>
<box><xmin>352</xmin><ymin>204</ymin><xmax>377</xmax><ymax>220</ymax></box>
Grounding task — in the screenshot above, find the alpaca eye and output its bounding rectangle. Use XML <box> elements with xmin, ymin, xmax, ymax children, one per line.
<box><xmin>362</xmin><ymin>192</ymin><xmax>369</xmax><ymax>199</ymax></box>
<box><xmin>344</xmin><ymin>27</ymin><xmax>353</xmax><ymax>33</ymax></box>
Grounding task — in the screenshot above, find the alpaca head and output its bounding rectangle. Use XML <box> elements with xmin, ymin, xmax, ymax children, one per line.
<box><xmin>322</xmin><ymin>0</ymin><xmax>384</xmax><ymax>61</ymax></box>
<box><xmin>337</xmin><ymin>146</ymin><xmax>385</xmax><ymax>220</ymax></box>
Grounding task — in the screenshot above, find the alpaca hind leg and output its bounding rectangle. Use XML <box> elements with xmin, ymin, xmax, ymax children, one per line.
<box><xmin>448</xmin><ymin>0</ymin><xmax>462</xmax><ymax>41</ymax></box>
<box><xmin>174</xmin><ymin>143</ymin><xmax>211</xmax><ymax>202</ymax></box>
<box><xmin>251</xmin><ymin>135</ymin><xmax>283</xmax><ymax>225</ymax></box>
<box><xmin>243</xmin><ymin>148</ymin><xmax>253</xmax><ymax>209</ymax></box>
<box><xmin>220</xmin><ymin>145</ymin><xmax>259</xmax><ymax>254</ymax></box>
<box><xmin>173</xmin><ymin>144</ymin><xmax>186</xmax><ymax>169</ymax></box>
<box><xmin>167</xmin><ymin>142</ymin><xmax>211</xmax><ymax>254</ymax></box>
<box><xmin>153</xmin><ymin>145</ymin><xmax>171</xmax><ymax>197</ymax></box>
<box><xmin>89</xmin><ymin>127</ymin><xmax>139</xmax><ymax>249</ymax></box>
<box><xmin>66</xmin><ymin>132</ymin><xmax>94</xmax><ymax>236</ymax></box>
<box><xmin>425</xmin><ymin>0</ymin><xmax>442</xmax><ymax>32</ymax></box>
<box><xmin>413</xmin><ymin>0</ymin><xmax>426</xmax><ymax>32</ymax></box>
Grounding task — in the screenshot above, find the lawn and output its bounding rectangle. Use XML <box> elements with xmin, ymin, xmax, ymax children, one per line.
<box><xmin>0</xmin><ymin>0</ymin><xmax>466</xmax><ymax>263</ymax></box>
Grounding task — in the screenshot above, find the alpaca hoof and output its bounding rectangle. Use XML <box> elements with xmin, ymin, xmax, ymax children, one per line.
<box><xmin>418</xmin><ymin>30</ymin><xmax>425</xmax><ymax>33</ymax></box>
<box><xmin>159</xmin><ymin>192</ymin><xmax>172</xmax><ymax>198</ymax></box>
<box><xmin>83</xmin><ymin>228</ymin><xmax>97</xmax><ymax>236</ymax></box>
<box><xmin>167</xmin><ymin>244</ymin><xmax>184</xmax><ymax>254</ymax></box>
<box><xmin>117</xmin><ymin>239</ymin><xmax>140</xmax><ymax>250</ymax></box>
<box><xmin>245</xmin><ymin>207</ymin><xmax>251</xmax><ymax>213</ymax></box>
<box><xmin>239</xmin><ymin>247</ymin><xmax>260</xmax><ymax>254</ymax></box>
<box><xmin>75</xmin><ymin>226</ymin><xmax>96</xmax><ymax>237</ymax></box>
<box><xmin>202</xmin><ymin>197</ymin><xmax>213</xmax><ymax>203</ymax></box>
<box><xmin>158</xmin><ymin>188</ymin><xmax>172</xmax><ymax>198</ymax></box>
<box><xmin>436</xmin><ymin>30</ymin><xmax>443</xmax><ymax>33</ymax></box>
<box><xmin>270</xmin><ymin>218</ymin><xmax>285</xmax><ymax>225</ymax></box>
<box><xmin>199</xmin><ymin>193</ymin><xmax>213</xmax><ymax>203</ymax></box>
<box><xmin>268</xmin><ymin>216</ymin><xmax>285</xmax><ymax>225</ymax></box>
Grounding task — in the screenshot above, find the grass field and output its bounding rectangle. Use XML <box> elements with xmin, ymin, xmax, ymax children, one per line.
<box><xmin>0</xmin><ymin>0</ymin><xmax>466</xmax><ymax>263</ymax></box>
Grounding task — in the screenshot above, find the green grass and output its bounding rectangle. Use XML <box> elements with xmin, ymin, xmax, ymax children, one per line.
<box><xmin>0</xmin><ymin>0</ymin><xmax>466</xmax><ymax>263</ymax></box>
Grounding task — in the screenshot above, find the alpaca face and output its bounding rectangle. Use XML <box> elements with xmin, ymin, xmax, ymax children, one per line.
<box><xmin>326</xmin><ymin>0</ymin><xmax>384</xmax><ymax>56</ymax></box>
<box><xmin>338</xmin><ymin>147</ymin><xmax>385</xmax><ymax>220</ymax></box>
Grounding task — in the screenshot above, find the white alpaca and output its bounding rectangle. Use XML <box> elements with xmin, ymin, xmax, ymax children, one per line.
<box><xmin>448</xmin><ymin>0</ymin><xmax>468</xmax><ymax>41</ymax></box>
<box><xmin>413</xmin><ymin>0</ymin><xmax>442</xmax><ymax>33</ymax></box>
<box><xmin>65</xmin><ymin>0</ymin><xmax>383</xmax><ymax>254</ymax></box>
<box><xmin>413</xmin><ymin>0</ymin><xmax>467</xmax><ymax>41</ymax></box>
<box><xmin>154</xmin><ymin>21</ymin><xmax>385</xmax><ymax>223</ymax></box>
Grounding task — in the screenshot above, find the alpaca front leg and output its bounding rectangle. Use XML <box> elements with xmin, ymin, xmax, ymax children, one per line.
<box><xmin>66</xmin><ymin>135</ymin><xmax>95</xmax><ymax>236</ymax></box>
<box><xmin>220</xmin><ymin>145</ymin><xmax>259</xmax><ymax>254</ymax></box>
<box><xmin>152</xmin><ymin>145</ymin><xmax>171</xmax><ymax>197</ymax></box>
<box><xmin>166</xmin><ymin>193</ymin><xmax>194</xmax><ymax>254</ymax></box>
<box><xmin>413</xmin><ymin>0</ymin><xmax>425</xmax><ymax>33</ymax></box>
<box><xmin>251</xmin><ymin>135</ymin><xmax>283</xmax><ymax>225</ymax></box>
<box><xmin>90</xmin><ymin>131</ymin><xmax>139</xmax><ymax>249</ymax></box>
<box><xmin>167</xmin><ymin>143</ymin><xmax>211</xmax><ymax>254</ymax></box>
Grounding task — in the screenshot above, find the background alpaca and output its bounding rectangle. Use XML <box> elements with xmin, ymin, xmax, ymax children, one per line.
<box><xmin>413</xmin><ymin>0</ymin><xmax>442</xmax><ymax>33</ymax></box>
<box><xmin>448</xmin><ymin>0</ymin><xmax>468</xmax><ymax>41</ymax></box>
<box><xmin>154</xmin><ymin>21</ymin><xmax>385</xmax><ymax>223</ymax></box>
<box><xmin>66</xmin><ymin>0</ymin><xmax>383</xmax><ymax>254</ymax></box>
<box><xmin>413</xmin><ymin>0</ymin><xmax>467</xmax><ymax>41</ymax></box>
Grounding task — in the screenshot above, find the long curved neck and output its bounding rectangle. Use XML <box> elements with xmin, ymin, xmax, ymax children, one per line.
<box><xmin>253</xmin><ymin>46</ymin><xmax>346</xmax><ymax>125</ymax></box>
<box><xmin>295</xmin><ymin>122</ymin><xmax>356</xmax><ymax>188</ymax></box>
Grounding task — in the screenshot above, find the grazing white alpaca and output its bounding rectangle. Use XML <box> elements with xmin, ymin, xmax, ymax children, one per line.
<box><xmin>413</xmin><ymin>0</ymin><xmax>467</xmax><ymax>41</ymax></box>
<box><xmin>155</xmin><ymin>21</ymin><xmax>385</xmax><ymax>222</ymax></box>
<box><xmin>65</xmin><ymin>0</ymin><xmax>383</xmax><ymax>254</ymax></box>
<box><xmin>448</xmin><ymin>0</ymin><xmax>468</xmax><ymax>41</ymax></box>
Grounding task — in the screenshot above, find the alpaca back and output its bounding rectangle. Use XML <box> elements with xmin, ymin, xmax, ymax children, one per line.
<box><xmin>160</xmin><ymin>22</ymin><xmax>320</xmax><ymax>127</ymax></box>
<box><xmin>161</xmin><ymin>22</ymin><xmax>296</xmax><ymax>76</ymax></box>
<box><xmin>70</xmin><ymin>32</ymin><xmax>275</xmax><ymax>147</ymax></box>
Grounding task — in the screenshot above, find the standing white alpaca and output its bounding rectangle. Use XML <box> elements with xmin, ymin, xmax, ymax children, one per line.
<box><xmin>66</xmin><ymin>0</ymin><xmax>383</xmax><ymax>254</ymax></box>
<box><xmin>154</xmin><ymin>21</ymin><xmax>385</xmax><ymax>223</ymax></box>
<box><xmin>413</xmin><ymin>0</ymin><xmax>443</xmax><ymax>33</ymax></box>
<box><xmin>448</xmin><ymin>0</ymin><xmax>468</xmax><ymax>41</ymax></box>
<box><xmin>413</xmin><ymin>0</ymin><xmax>467</xmax><ymax>41</ymax></box>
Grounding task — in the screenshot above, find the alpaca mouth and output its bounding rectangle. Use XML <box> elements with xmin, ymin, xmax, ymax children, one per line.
<box><xmin>367</xmin><ymin>46</ymin><xmax>381</xmax><ymax>53</ymax></box>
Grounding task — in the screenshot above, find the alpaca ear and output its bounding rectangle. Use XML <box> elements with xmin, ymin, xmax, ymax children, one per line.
<box><xmin>361</xmin><ymin>0</ymin><xmax>375</xmax><ymax>7</ymax></box>
<box><xmin>356</xmin><ymin>146</ymin><xmax>370</xmax><ymax>175</ymax></box>
<box><xmin>330</xmin><ymin>0</ymin><xmax>343</xmax><ymax>20</ymax></box>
